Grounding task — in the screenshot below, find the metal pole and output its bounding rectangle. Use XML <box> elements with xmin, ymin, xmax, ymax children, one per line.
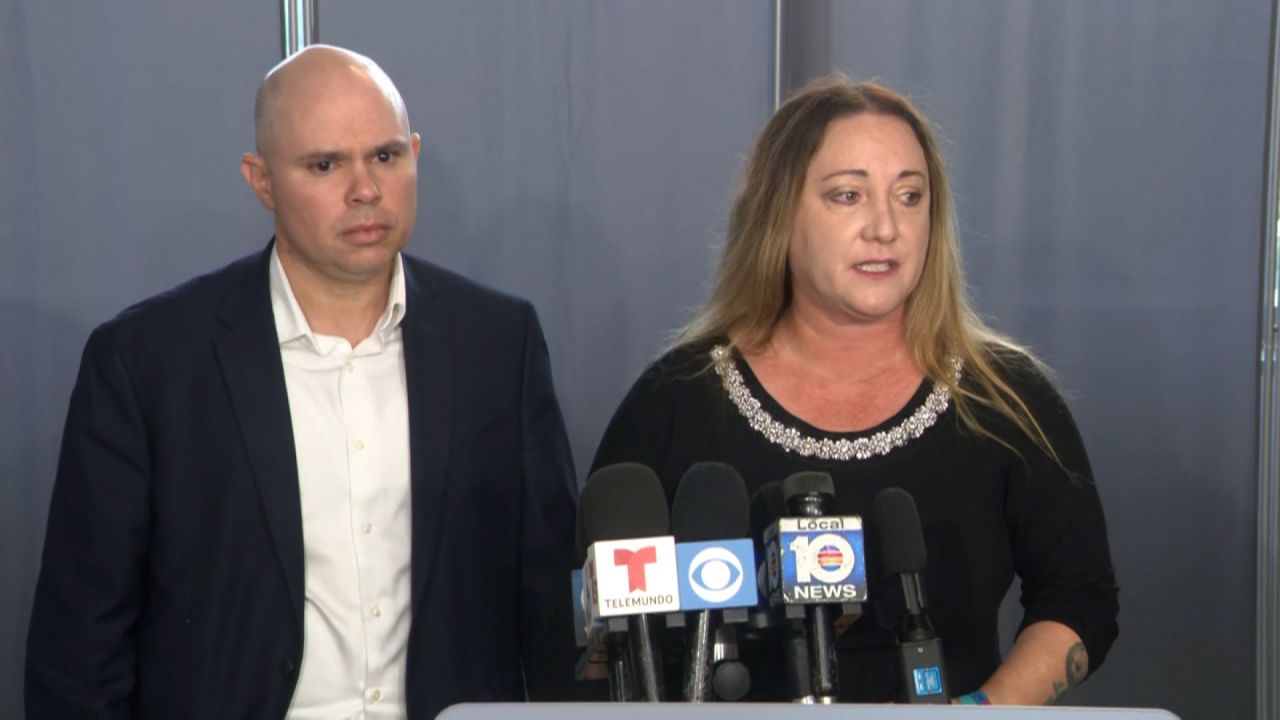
<box><xmin>281</xmin><ymin>0</ymin><xmax>318</xmax><ymax>59</ymax></box>
<box><xmin>772</xmin><ymin>0</ymin><xmax>783</xmax><ymax>110</ymax></box>
<box><xmin>1257</xmin><ymin>2</ymin><xmax>1280</xmax><ymax>718</ymax></box>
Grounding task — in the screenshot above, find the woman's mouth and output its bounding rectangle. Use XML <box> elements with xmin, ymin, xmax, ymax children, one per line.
<box><xmin>854</xmin><ymin>260</ymin><xmax>896</xmax><ymax>273</ymax></box>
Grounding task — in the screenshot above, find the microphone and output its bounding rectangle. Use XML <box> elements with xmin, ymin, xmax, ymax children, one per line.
<box><xmin>751</xmin><ymin>475</ymin><xmax>868</xmax><ymax>703</ymax></box>
<box><xmin>748</xmin><ymin>481</ymin><xmax>812</xmax><ymax>703</ymax></box>
<box><xmin>874</xmin><ymin>487</ymin><xmax>949</xmax><ymax>704</ymax></box>
<box><xmin>711</xmin><ymin>624</ymin><xmax>751</xmax><ymax>701</ymax></box>
<box><xmin>782</xmin><ymin>472</ymin><xmax>841</xmax><ymax>703</ymax></box>
<box><xmin>670</xmin><ymin>462</ymin><xmax>753</xmax><ymax>702</ymax></box>
<box><xmin>576</xmin><ymin>463</ymin><xmax>675</xmax><ymax>702</ymax></box>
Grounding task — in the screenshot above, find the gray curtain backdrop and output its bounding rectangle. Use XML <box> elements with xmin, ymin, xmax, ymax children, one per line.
<box><xmin>1</xmin><ymin>2</ymin><xmax>1271</xmax><ymax>718</ymax></box>
<box><xmin>318</xmin><ymin>0</ymin><xmax>775</xmax><ymax>481</ymax></box>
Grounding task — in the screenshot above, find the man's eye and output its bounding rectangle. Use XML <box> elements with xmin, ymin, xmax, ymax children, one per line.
<box><xmin>313</xmin><ymin>160</ymin><xmax>332</xmax><ymax>173</ymax></box>
<box><xmin>376</xmin><ymin>149</ymin><xmax>399</xmax><ymax>163</ymax></box>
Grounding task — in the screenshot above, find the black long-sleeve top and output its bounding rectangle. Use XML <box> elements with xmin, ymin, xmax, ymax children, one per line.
<box><xmin>590</xmin><ymin>339</ymin><xmax>1119</xmax><ymax>702</ymax></box>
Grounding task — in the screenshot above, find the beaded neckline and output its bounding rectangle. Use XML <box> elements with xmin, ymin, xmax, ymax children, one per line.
<box><xmin>709</xmin><ymin>344</ymin><xmax>961</xmax><ymax>461</ymax></box>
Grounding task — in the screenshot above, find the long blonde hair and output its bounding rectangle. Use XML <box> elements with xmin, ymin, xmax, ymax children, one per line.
<box><xmin>677</xmin><ymin>74</ymin><xmax>1066</xmax><ymax>466</ymax></box>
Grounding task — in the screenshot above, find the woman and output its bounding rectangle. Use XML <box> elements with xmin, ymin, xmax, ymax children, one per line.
<box><xmin>591</xmin><ymin>75</ymin><xmax>1118</xmax><ymax>705</ymax></box>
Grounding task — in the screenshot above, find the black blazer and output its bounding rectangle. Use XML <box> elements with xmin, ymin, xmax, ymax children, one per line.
<box><xmin>26</xmin><ymin>245</ymin><xmax>585</xmax><ymax>719</ymax></box>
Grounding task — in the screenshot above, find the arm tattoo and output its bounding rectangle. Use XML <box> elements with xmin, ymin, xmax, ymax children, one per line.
<box><xmin>1045</xmin><ymin>642</ymin><xmax>1089</xmax><ymax>705</ymax></box>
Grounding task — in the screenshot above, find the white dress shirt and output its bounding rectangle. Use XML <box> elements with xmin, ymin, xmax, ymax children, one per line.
<box><xmin>271</xmin><ymin>248</ymin><xmax>413</xmax><ymax>720</ymax></box>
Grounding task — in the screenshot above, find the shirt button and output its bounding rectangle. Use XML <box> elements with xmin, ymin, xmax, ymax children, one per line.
<box><xmin>371</xmin><ymin>688</ymin><xmax>382</xmax><ymax>702</ymax></box>
<box><xmin>355</xmin><ymin>439</ymin><xmax>366</xmax><ymax>451</ymax></box>
<box><xmin>371</xmin><ymin>605</ymin><xmax>382</xmax><ymax>618</ymax></box>
<box><xmin>344</xmin><ymin>361</ymin><xmax>355</xmax><ymax>373</ymax></box>
<box><xmin>361</xmin><ymin>523</ymin><xmax>372</xmax><ymax>534</ymax></box>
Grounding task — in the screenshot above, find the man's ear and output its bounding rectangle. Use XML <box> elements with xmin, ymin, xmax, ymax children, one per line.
<box><xmin>240</xmin><ymin>153</ymin><xmax>275</xmax><ymax>212</ymax></box>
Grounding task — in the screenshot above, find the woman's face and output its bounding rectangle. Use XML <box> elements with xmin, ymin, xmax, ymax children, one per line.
<box><xmin>787</xmin><ymin>113</ymin><xmax>931</xmax><ymax>328</ymax></box>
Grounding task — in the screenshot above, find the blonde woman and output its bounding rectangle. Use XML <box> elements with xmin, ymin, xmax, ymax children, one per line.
<box><xmin>592</xmin><ymin>76</ymin><xmax>1118</xmax><ymax>705</ymax></box>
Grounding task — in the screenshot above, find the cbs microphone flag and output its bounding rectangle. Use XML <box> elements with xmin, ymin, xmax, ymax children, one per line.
<box><xmin>675</xmin><ymin>539</ymin><xmax>758</xmax><ymax>610</ymax></box>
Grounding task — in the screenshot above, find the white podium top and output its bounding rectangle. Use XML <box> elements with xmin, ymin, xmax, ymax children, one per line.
<box><xmin>437</xmin><ymin>703</ymin><xmax>1179</xmax><ymax>720</ymax></box>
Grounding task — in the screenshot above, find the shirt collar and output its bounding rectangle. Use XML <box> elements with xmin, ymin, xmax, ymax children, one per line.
<box><xmin>269</xmin><ymin>245</ymin><xmax>407</xmax><ymax>350</ymax></box>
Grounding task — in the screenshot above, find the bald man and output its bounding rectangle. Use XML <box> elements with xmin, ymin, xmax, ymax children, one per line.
<box><xmin>26</xmin><ymin>46</ymin><xmax>585</xmax><ymax>719</ymax></box>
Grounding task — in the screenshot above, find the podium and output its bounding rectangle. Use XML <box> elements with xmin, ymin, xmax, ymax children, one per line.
<box><xmin>437</xmin><ymin>703</ymin><xmax>1180</xmax><ymax>720</ymax></box>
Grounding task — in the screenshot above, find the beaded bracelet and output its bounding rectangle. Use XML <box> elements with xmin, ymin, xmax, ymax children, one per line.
<box><xmin>956</xmin><ymin>690</ymin><xmax>991</xmax><ymax>705</ymax></box>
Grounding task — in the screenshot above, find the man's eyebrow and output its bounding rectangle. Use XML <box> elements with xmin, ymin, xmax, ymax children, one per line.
<box><xmin>296</xmin><ymin>139</ymin><xmax>411</xmax><ymax>165</ymax></box>
<box><xmin>373</xmin><ymin>139</ymin><xmax>413</xmax><ymax>154</ymax></box>
<box><xmin>297</xmin><ymin>149</ymin><xmax>351</xmax><ymax>164</ymax></box>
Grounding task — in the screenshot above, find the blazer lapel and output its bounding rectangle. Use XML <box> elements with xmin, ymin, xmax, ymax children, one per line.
<box><xmin>213</xmin><ymin>247</ymin><xmax>305</xmax><ymax>627</ymax></box>
<box><xmin>401</xmin><ymin>260</ymin><xmax>453</xmax><ymax>612</ymax></box>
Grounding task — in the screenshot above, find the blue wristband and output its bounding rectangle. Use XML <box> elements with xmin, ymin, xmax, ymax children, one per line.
<box><xmin>956</xmin><ymin>690</ymin><xmax>991</xmax><ymax>705</ymax></box>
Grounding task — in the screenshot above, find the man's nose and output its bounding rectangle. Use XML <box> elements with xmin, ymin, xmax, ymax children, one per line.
<box><xmin>347</xmin><ymin>162</ymin><xmax>382</xmax><ymax>205</ymax></box>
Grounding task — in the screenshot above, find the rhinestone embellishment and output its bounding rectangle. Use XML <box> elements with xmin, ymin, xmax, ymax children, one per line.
<box><xmin>710</xmin><ymin>344</ymin><xmax>961</xmax><ymax>461</ymax></box>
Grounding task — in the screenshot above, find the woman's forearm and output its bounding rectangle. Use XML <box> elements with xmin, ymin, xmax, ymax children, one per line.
<box><xmin>974</xmin><ymin>620</ymin><xmax>1089</xmax><ymax>705</ymax></box>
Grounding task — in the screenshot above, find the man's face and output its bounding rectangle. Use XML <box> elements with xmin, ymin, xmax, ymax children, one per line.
<box><xmin>246</xmin><ymin>73</ymin><xmax>421</xmax><ymax>290</ymax></box>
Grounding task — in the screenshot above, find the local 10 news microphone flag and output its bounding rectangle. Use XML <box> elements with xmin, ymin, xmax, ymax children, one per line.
<box><xmin>574</xmin><ymin>462</ymin><xmax>675</xmax><ymax>702</ymax></box>
<box><xmin>754</xmin><ymin>472</ymin><xmax>868</xmax><ymax>703</ymax></box>
<box><xmin>874</xmin><ymin>486</ymin><xmax>950</xmax><ymax>704</ymax></box>
<box><xmin>669</xmin><ymin>462</ymin><xmax>757</xmax><ymax>702</ymax></box>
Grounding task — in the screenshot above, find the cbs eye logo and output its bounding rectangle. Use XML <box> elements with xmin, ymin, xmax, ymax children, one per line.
<box><xmin>686</xmin><ymin>547</ymin><xmax>745</xmax><ymax>603</ymax></box>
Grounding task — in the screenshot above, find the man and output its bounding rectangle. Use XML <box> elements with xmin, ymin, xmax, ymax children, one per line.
<box><xmin>26</xmin><ymin>45</ymin><xmax>583</xmax><ymax>719</ymax></box>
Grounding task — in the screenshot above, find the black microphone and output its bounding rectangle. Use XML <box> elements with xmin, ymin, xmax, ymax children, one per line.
<box><xmin>874</xmin><ymin>487</ymin><xmax>949</xmax><ymax>704</ymax></box>
<box><xmin>576</xmin><ymin>463</ymin><xmax>671</xmax><ymax>702</ymax></box>
<box><xmin>782</xmin><ymin>472</ymin><xmax>841</xmax><ymax>704</ymax></box>
<box><xmin>747</xmin><ymin>481</ymin><xmax>812</xmax><ymax>703</ymax></box>
<box><xmin>711</xmin><ymin>624</ymin><xmax>751</xmax><ymax>701</ymax></box>
<box><xmin>670</xmin><ymin>462</ymin><xmax>751</xmax><ymax>702</ymax></box>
